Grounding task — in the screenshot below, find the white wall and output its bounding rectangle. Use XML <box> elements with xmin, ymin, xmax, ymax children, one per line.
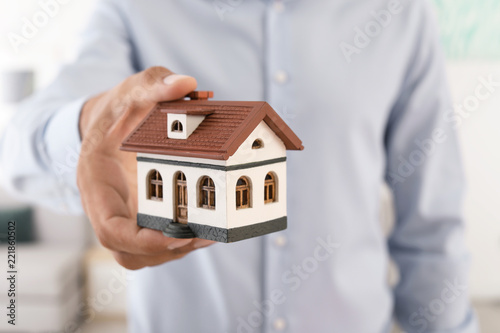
<box><xmin>224</xmin><ymin>121</ymin><xmax>288</xmax><ymax>229</ymax></box>
<box><xmin>380</xmin><ymin>62</ymin><xmax>500</xmax><ymax>300</ymax></box>
<box><xmin>447</xmin><ymin>62</ymin><xmax>500</xmax><ymax>299</ymax></box>
<box><xmin>137</xmin><ymin>158</ymin><xmax>287</xmax><ymax>231</ymax></box>
<box><xmin>137</xmin><ymin>156</ymin><xmax>228</xmax><ymax>229</ymax></box>
<box><xmin>0</xmin><ymin>0</ymin><xmax>98</xmax><ymax>88</ymax></box>
<box><xmin>227</xmin><ymin>121</ymin><xmax>286</xmax><ymax>166</ymax></box>
<box><xmin>0</xmin><ymin>0</ymin><xmax>97</xmax><ymax>249</ymax></box>
<box><xmin>226</xmin><ymin>162</ymin><xmax>287</xmax><ymax>229</ymax></box>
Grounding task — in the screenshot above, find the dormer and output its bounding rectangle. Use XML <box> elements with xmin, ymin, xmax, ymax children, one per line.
<box><xmin>165</xmin><ymin>91</ymin><xmax>214</xmax><ymax>140</ymax></box>
<box><xmin>166</xmin><ymin>112</ymin><xmax>205</xmax><ymax>139</ymax></box>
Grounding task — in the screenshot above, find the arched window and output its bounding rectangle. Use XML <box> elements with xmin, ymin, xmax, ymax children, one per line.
<box><xmin>264</xmin><ymin>173</ymin><xmax>277</xmax><ymax>204</ymax></box>
<box><xmin>236</xmin><ymin>177</ymin><xmax>251</xmax><ymax>209</ymax></box>
<box><xmin>199</xmin><ymin>176</ymin><xmax>216</xmax><ymax>209</ymax></box>
<box><xmin>252</xmin><ymin>139</ymin><xmax>264</xmax><ymax>149</ymax></box>
<box><xmin>147</xmin><ymin>170</ymin><xmax>163</xmax><ymax>201</ymax></box>
<box><xmin>172</xmin><ymin>120</ymin><xmax>183</xmax><ymax>132</ymax></box>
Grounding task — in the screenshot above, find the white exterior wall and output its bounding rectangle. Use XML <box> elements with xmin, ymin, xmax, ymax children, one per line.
<box><xmin>225</xmin><ymin>121</ymin><xmax>288</xmax><ymax>228</ymax></box>
<box><xmin>137</xmin><ymin>158</ymin><xmax>228</xmax><ymax>229</ymax></box>
<box><xmin>226</xmin><ymin>162</ymin><xmax>287</xmax><ymax>229</ymax></box>
<box><xmin>227</xmin><ymin>121</ymin><xmax>286</xmax><ymax>165</ymax></box>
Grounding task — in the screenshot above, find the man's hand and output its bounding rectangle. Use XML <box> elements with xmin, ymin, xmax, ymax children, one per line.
<box><xmin>77</xmin><ymin>67</ymin><xmax>215</xmax><ymax>270</ymax></box>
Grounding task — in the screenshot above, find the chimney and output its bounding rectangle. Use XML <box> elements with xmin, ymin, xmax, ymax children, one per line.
<box><xmin>185</xmin><ymin>91</ymin><xmax>214</xmax><ymax>100</ymax></box>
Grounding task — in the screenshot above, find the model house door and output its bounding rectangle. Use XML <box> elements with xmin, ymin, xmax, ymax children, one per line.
<box><xmin>176</xmin><ymin>172</ymin><xmax>188</xmax><ymax>224</ymax></box>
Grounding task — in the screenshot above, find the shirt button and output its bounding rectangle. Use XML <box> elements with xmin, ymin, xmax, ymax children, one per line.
<box><xmin>274</xmin><ymin>70</ymin><xmax>289</xmax><ymax>84</ymax></box>
<box><xmin>274</xmin><ymin>235</ymin><xmax>287</xmax><ymax>248</ymax></box>
<box><xmin>273</xmin><ymin>1</ymin><xmax>285</xmax><ymax>13</ymax></box>
<box><xmin>273</xmin><ymin>318</ymin><xmax>287</xmax><ymax>331</ymax></box>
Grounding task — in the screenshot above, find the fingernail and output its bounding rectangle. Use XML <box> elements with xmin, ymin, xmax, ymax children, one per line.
<box><xmin>168</xmin><ymin>239</ymin><xmax>193</xmax><ymax>250</ymax></box>
<box><xmin>163</xmin><ymin>74</ymin><xmax>191</xmax><ymax>85</ymax></box>
<box><xmin>193</xmin><ymin>239</ymin><xmax>216</xmax><ymax>249</ymax></box>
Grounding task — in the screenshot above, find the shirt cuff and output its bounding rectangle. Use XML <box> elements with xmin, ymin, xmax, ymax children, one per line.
<box><xmin>43</xmin><ymin>97</ymin><xmax>87</xmax><ymax>192</ymax></box>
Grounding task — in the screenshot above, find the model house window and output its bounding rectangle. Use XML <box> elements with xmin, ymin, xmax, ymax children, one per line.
<box><xmin>199</xmin><ymin>176</ymin><xmax>216</xmax><ymax>209</ymax></box>
<box><xmin>252</xmin><ymin>139</ymin><xmax>264</xmax><ymax>149</ymax></box>
<box><xmin>264</xmin><ymin>173</ymin><xmax>277</xmax><ymax>204</ymax></box>
<box><xmin>172</xmin><ymin>120</ymin><xmax>183</xmax><ymax>132</ymax></box>
<box><xmin>147</xmin><ymin>170</ymin><xmax>163</xmax><ymax>201</ymax></box>
<box><xmin>236</xmin><ymin>177</ymin><xmax>251</xmax><ymax>209</ymax></box>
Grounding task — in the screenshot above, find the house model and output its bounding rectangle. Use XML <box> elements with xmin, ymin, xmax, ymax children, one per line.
<box><xmin>121</xmin><ymin>91</ymin><xmax>304</xmax><ymax>243</ymax></box>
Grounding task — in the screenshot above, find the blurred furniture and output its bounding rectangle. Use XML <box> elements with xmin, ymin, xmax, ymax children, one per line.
<box><xmin>447</xmin><ymin>62</ymin><xmax>500</xmax><ymax>300</ymax></box>
<box><xmin>0</xmin><ymin>70</ymin><xmax>33</xmax><ymax>103</ymax></box>
<box><xmin>0</xmin><ymin>207</ymin><xmax>34</xmax><ymax>242</ymax></box>
<box><xmin>0</xmin><ymin>186</ymin><xmax>91</xmax><ymax>333</ymax></box>
<box><xmin>84</xmin><ymin>246</ymin><xmax>128</xmax><ymax>320</ymax></box>
<box><xmin>0</xmin><ymin>64</ymin><xmax>92</xmax><ymax>332</ymax></box>
<box><xmin>0</xmin><ymin>69</ymin><xmax>33</xmax><ymax>137</ymax></box>
<box><xmin>0</xmin><ymin>245</ymin><xmax>83</xmax><ymax>332</ymax></box>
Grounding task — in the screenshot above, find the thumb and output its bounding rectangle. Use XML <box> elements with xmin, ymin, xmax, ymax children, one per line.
<box><xmin>119</xmin><ymin>66</ymin><xmax>197</xmax><ymax>110</ymax></box>
<box><xmin>111</xmin><ymin>66</ymin><xmax>197</xmax><ymax>137</ymax></box>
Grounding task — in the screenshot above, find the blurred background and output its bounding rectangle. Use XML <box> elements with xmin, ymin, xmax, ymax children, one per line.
<box><xmin>0</xmin><ymin>1</ymin><xmax>499</xmax><ymax>332</ymax></box>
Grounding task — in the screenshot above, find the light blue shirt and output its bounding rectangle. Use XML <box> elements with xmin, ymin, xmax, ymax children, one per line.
<box><xmin>0</xmin><ymin>0</ymin><xmax>478</xmax><ymax>332</ymax></box>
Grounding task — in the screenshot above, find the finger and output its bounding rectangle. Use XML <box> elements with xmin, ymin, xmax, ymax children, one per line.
<box><xmin>78</xmin><ymin>127</ymin><xmax>194</xmax><ymax>255</ymax></box>
<box><xmin>109</xmin><ymin>66</ymin><xmax>197</xmax><ymax>137</ymax></box>
<box><xmin>123</xmin><ymin>67</ymin><xmax>197</xmax><ymax>108</ymax></box>
<box><xmin>191</xmin><ymin>239</ymin><xmax>217</xmax><ymax>249</ymax></box>
<box><xmin>90</xmin><ymin>199</ymin><xmax>206</xmax><ymax>255</ymax></box>
<box><xmin>81</xmin><ymin>176</ymin><xmax>216</xmax><ymax>255</ymax></box>
<box><xmin>90</xmin><ymin>214</ymin><xmax>191</xmax><ymax>255</ymax></box>
<box><xmin>131</xmin><ymin>228</ymin><xmax>216</xmax><ymax>254</ymax></box>
<box><xmin>112</xmin><ymin>250</ymin><xmax>188</xmax><ymax>270</ymax></box>
<box><xmin>111</xmin><ymin>239</ymin><xmax>216</xmax><ymax>270</ymax></box>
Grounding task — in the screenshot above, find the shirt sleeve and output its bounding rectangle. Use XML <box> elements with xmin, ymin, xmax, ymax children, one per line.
<box><xmin>0</xmin><ymin>0</ymin><xmax>136</xmax><ymax>214</ymax></box>
<box><xmin>384</xmin><ymin>2</ymin><xmax>478</xmax><ymax>333</ymax></box>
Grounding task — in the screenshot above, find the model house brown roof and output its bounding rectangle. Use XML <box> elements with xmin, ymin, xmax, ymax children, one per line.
<box><xmin>121</xmin><ymin>93</ymin><xmax>304</xmax><ymax>160</ymax></box>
